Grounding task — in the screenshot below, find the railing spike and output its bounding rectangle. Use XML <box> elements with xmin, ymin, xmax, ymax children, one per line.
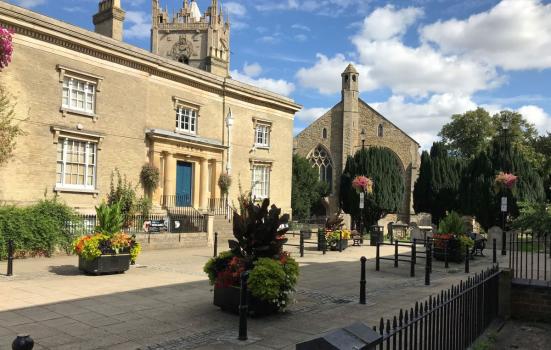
<box><xmin>415</xmin><ymin>301</ymin><xmax>419</xmax><ymax>315</ymax></box>
<box><xmin>399</xmin><ymin>309</ymin><xmax>404</xmax><ymax>324</ymax></box>
<box><xmin>380</xmin><ymin>318</ymin><xmax>384</xmax><ymax>335</ymax></box>
<box><xmin>420</xmin><ymin>302</ymin><xmax>424</xmax><ymax>314</ymax></box>
<box><xmin>386</xmin><ymin>319</ymin><xmax>391</xmax><ymax>334</ymax></box>
<box><xmin>393</xmin><ymin>316</ymin><xmax>398</xmax><ymax>329</ymax></box>
<box><xmin>405</xmin><ymin>309</ymin><xmax>409</xmax><ymax>323</ymax></box>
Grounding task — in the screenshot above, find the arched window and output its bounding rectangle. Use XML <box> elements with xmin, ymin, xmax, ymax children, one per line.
<box><xmin>178</xmin><ymin>55</ymin><xmax>190</xmax><ymax>65</ymax></box>
<box><xmin>308</xmin><ymin>145</ymin><xmax>333</xmax><ymax>193</ymax></box>
<box><xmin>322</xmin><ymin>128</ymin><xmax>328</xmax><ymax>139</ymax></box>
<box><xmin>378</xmin><ymin>124</ymin><xmax>384</xmax><ymax>137</ymax></box>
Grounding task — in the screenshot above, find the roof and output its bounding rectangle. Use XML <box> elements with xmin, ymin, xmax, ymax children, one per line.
<box><xmin>343</xmin><ymin>64</ymin><xmax>358</xmax><ymax>74</ymax></box>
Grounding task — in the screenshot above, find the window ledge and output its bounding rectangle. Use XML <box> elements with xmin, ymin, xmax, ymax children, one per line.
<box><xmin>174</xmin><ymin>128</ymin><xmax>197</xmax><ymax>136</ymax></box>
<box><xmin>60</xmin><ymin>107</ymin><xmax>97</xmax><ymax>120</ymax></box>
<box><xmin>255</xmin><ymin>145</ymin><xmax>270</xmax><ymax>150</ymax></box>
<box><xmin>54</xmin><ymin>186</ymin><xmax>99</xmax><ymax>196</ymax></box>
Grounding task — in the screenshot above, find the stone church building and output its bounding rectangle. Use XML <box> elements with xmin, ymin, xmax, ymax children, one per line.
<box><xmin>0</xmin><ymin>0</ymin><xmax>300</xmax><ymax>219</ymax></box>
<box><xmin>294</xmin><ymin>64</ymin><xmax>420</xmax><ymax>222</ymax></box>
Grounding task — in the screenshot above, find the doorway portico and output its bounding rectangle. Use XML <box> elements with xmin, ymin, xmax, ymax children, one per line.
<box><xmin>146</xmin><ymin>129</ymin><xmax>226</xmax><ymax>211</ymax></box>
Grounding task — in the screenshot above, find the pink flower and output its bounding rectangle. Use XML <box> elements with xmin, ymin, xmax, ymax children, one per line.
<box><xmin>0</xmin><ymin>27</ymin><xmax>14</xmax><ymax>69</ymax></box>
<box><xmin>352</xmin><ymin>175</ymin><xmax>373</xmax><ymax>194</ymax></box>
<box><xmin>495</xmin><ymin>172</ymin><xmax>518</xmax><ymax>190</ymax></box>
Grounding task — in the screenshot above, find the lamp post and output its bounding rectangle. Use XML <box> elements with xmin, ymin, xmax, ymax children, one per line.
<box><xmin>360</xmin><ymin>129</ymin><xmax>366</xmax><ymax>150</ymax></box>
<box><xmin>500</xmin><ymin>119</ymin><xmax>510</xmax><ymax>256</ymax></box>
<box><xmin>359</xmin><ymin>129</ymin><xmax>367</xmax><ymax>239</ymax></box>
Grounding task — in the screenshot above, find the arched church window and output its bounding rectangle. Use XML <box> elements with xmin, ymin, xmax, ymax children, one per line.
<box><xmin>352</xmin><ymin>75</ymin><xmax>357</xmax><ymax>82</ymax></box>
<box><xmin>178</xmin><ymin>55</ymin><xmax>190</xmax><ymax>65</ymax></box>
<box><xmin>322</xmin><ymin>128</ymin><xmax>327</xmax><ymax>139</ymax></box>
<box><xmin>378</xmin><ymin>124</ymin><xmax>384</xmax><ymax>137</ymax></box>
<box><xmin>308</xmin><ymin>146</ymin><xmax>333</xmax><ymax>193</ymax></box>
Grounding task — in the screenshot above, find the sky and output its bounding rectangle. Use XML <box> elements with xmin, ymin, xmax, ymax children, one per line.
<box><xmin>8</xmin><ymin>0</ymin><xmax>551</xmax><ymax>149</ymax></box>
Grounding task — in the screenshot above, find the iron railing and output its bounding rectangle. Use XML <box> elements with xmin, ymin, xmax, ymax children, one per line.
<box><xmin>160</xmin><ymin>194</ymin><xmax>192</xmax><ymax>208</ymax></box>
<box><xmin>66</xmin><ymin>212</ymin><xmax>207</xmax><ymax>235</ymax></box>
<box><xmin>509</xmin><ymin>232</ymin><xmax>551</xmax><ymax>281</ymax></box>
<box><xmin>373</xmin><ymin>265</ymin><xmax>500</xmax><ymax>350</ymax></box>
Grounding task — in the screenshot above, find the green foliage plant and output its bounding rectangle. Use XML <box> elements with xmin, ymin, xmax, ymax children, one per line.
<box><xmin>0</xmin><ymin>84</ymin><xmax>25</xmax><ymax>167</ymax></box>
<box><xmin>94</xmin><ymin>202</ymin><xmax>124</xmax><ymax>236</ymax></box>
<box><xmin>218</xmin><ymin>173</ymin><xmax>232</xmax><ymax>195</ymax></box>
<box><xmin>248</xmin><ymin>255</ymin><xmax>299</xmax><ymax>309</ymax></box>
<box><xmin>291</xmin><ymin>154</ymin><xmax>328</xmax><ymax>219</ymax></box>
<box><xmin>108</xmin><ymin>169</ymin><xmax>137</xmax><ymax>227</ymax></box>
<box><xmin>140</xmin><ymin>164</ymin><xmax>160</xmax><ymax>193</ymax></box>
<box><xmin>438</xmin><ymin>211</ymin><xmax>466</xmax><ymax>235</ymax></box>
<box><xmin>203</xmin><ymin>250</ymin><xmax>235</xmax><ymax>285</ymax></box>
<box><xmin>513</xmin><ymin>202</ymin><xmax>551</xmax><ymax>236</ymax></box>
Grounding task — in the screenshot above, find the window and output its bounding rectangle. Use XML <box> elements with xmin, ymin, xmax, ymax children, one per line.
<box><xmin>56</xmin><ymin>138</ymin><xmax>97</xmax><ymax>190</ymax></box>
<box><xmin>255</xmin><ymin>124</ymin><xmax>270</xmax><ymax>147</ymax></box>
<box><xmin>176</xmin><ymin>107</ymin><xmax>197</xmax><ymax>134</ymax></box>
<box><xmin>251</xmin><ymin>165</ymin><xmax>270</xmax><ymax>199</ymax></box>
<box><xmin>322</xmin><ymin>128</ymin><xmax>328</xmax><ymax>139</ymax></box>
<box><xmin>309</xmin><ymin>145</ymin><xmax>333</xmax><ymax>193</ymax></box>
<box><xmin>378</xmin><ymin>124</ymin><xmax>384</xmax><ymax>137</ymax></box>
<box><xmin>62</xmin><ymin>77</ymin><xmax>96</xmax><ymax>114</ymax></box>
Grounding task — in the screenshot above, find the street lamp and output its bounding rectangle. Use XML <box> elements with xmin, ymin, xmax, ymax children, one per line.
<box><xmin>358</xmin><ymin>129</ymin><xmax>367</xmax><ymax>240</ymax></box>
<box><xmin>500</xmin><ymin>118</ymin><xmax>510</xmax><ymax>255</ymax></box>
<box><xmin>360</xmin><ymin>129</ymin><xmax>366</xmax><ymax>149</ymax></box>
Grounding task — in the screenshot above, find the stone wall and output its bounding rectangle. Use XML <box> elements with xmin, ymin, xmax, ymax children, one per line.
<box><xmin>511</xmin><ymin>279</ymin><xmax>551</xmax><ymax>322</ymax></box>
<box><xmin>135</xmin><ymin>232</ymin><xmax>208</xmax><ymax>250</ymax></box>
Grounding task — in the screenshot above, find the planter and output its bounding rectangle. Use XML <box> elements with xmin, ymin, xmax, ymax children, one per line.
<box><xmin>330</xmin><ymin>239</ymin><xmax>348</xmax><ymax>251</ymax></box>
<box><xmin>432</xmin><ymin>239</ymin><xmax>464</xmax><ymax>263</ymax></box>
<box><xmin>213</xmin><ymin>286</ymin><xmax>279</xmax><ymax>317</ymax></box>
<box><xmin>78</xmin><ymin>254</ymin><xmax>131</xmax><ymax>275</ymax></box>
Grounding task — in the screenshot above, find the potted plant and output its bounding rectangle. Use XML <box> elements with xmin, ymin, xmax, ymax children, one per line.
<box><xmin>0</xmin><ymin>26</ymin><xmax>14</xmax><ymax>70</ymax></box>
<box><xmin>73</xmin><ymin>202</ymin><xmax>141</xmax><ymax>275</ymax></box>
<box><xmin>432</xmin><ymin>211</ymin><xmax>473</xmax><ymax>262</ymax></box>
<box><xmin>325</xmin><ymin>229</ymin><xmax>351</xmax><ymax>251</ymax></box>
<box><xmin>203</xmin><ymin>195</ymin><xmax>299</xmax><ymax>316</ymax></box>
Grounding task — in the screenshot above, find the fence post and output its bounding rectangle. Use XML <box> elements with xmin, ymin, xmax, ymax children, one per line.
<box><xmin>394</xmin><ymin>239</ymin><xmax>399</xmax><ymax>267</ymax></box>
<box><xmin>501</xmin><ymin>229</ymin><xmax>506</xmax><ymax>256</ymax></box>
<box><xmin>445</xmin><ymin>239</ymin><xmax>449</xmax><ymax>269</ymax></box>
<box><xmin>339</xmin><ymin>231</ymin><xmax>343</xmax><ymax>253</ymax></box>
<box><xmin>376</xmin><ymin>242</ymin><xmax>380</xmax><ymax>271</ymax></box>
<box><xmin>410</xmin><ymin>243</ymin><xmax>416</xmax><ymax>277</ymax></box>
<box><xmin>7</xmin><ymin>239</ymin><xmax>14</xmax><ymax>277</ymax></box>
<box><xmin>213</xmin><ymin>232</ymin><xmax>218</xmax><ymax>257</ymax></box>
<box><xmin>465</xmin><ymin>248</ymin><xmax>470</xmax><ymax>273</ymax></box>
<box><xmin>360</xmin><ymin>256</ymin><xmax>367</xmax><ymax>304</ymax></box>
<box><xmin>413</xmin><ymin>238</ymin><xmax>417</xmax><ymax>264</ymax></box>
<box><xmin>238</xmin><ymin>271</ymin><xmax>249</xmax><ymax>341</ymax></box>
<box><xmin>425</xmin><ymin>242</ymin><xmax>431</xmax><ymax>286</ymax></box>
<box><xmin>300</xmin><ymin>233</ymin><xmax>305</xmax><ymax>258</ymax></box>
<box><xmin>493</xmin><ymin>238</ymin><xmax>497</xmax><ymax>264</ymax></box>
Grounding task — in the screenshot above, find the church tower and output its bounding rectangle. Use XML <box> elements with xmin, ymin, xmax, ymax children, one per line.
<box><xmin>151</xmin><ymin>0</ymin><xmax>230</xmax><ymax>77</ymax></box>
<box><xmin>341</xmin><ymin>64</ymin><xmax>360</xmax><ymax>167</ymax></box>
<box><xmin>93</xmin><ymin>0</ymin><xmax>126</xmax><ymax>41</ymax></box>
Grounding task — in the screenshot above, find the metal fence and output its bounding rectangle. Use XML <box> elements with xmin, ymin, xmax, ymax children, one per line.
<box><xmin>509</xmin><ymin>232</ymin><xmax>551</xmax><ymax>281</ymax></box>
<box><xmin>66</xmin><ymin>212</ymin><xmax>207</xmax><ymax>236</ymax></box>
<box><xmin>373</xmin><ymin>265</ymin><xmax>500</xmax><ymax>350</ymax></box>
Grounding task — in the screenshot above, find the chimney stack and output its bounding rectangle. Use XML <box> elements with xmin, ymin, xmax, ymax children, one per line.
<box><xmin>93</xmin><ymin>0</ymin><xmax>125</xmax><ymax>41</ymax></box>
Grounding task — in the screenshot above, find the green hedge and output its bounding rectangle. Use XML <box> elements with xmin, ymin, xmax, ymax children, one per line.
<box><xmin>0</xmin><ymin>199</ymin><xmax>81</xmax><ymax>259</ymax></box>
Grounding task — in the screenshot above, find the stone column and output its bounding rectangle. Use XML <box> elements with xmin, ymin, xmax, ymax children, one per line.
<box><xmin>200</xmin><ymin>157</ymin><xmax>209</xmax><ymax>211</ymax></box>
<box><xmin>152</xmin><ymin>150</ymin><xmax>162</xmax><ymax>206</ymax></box>
<box><xmin>163</xmin><ymin>153</ymin><xmax>176</xmax><ymax>206</ymax></box>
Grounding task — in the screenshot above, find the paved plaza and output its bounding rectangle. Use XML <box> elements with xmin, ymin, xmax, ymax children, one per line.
<box><xmin>0</xmin><ymin>238</ymin><xmax>505</xmax><ymax>350</ymax></box>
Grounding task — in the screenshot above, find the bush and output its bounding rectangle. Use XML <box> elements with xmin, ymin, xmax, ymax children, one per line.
<box><xmin>0</xmin><ymin>199</ymin><xmax>79</xmax><ymax>259</ymax></box>
<box><xmin>438</xmin><ymin>211</ymin><xmax>466</xmax><ymax>235</ymax></box>
<box><xmin>108</xmin><ymin>169</ymin><xmax>137</xmax><ymax>227</ymax></box>
<box><xmin>140</xmin><ymin>164</ymin><xmax>160</xmax><ymax>193</ymax></box>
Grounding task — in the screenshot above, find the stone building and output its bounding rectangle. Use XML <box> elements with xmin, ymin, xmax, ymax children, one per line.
<box><xmin>294</xmin><ymin>64</ymin><xmax>420</xmax><ymax>222</ymax></box>
<box><xmin>0</xmin><ymin>0</ymin><xmax>300</xmax><ymax>219</ymax></box>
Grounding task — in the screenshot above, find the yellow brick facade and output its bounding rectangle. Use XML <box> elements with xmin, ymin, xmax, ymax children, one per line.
<box><xmin>0</xmin><ymin>3</ymin><xmax>300</xmax><ymax>215</ymax></box>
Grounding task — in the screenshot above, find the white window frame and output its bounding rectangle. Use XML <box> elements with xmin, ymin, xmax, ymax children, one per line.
<box><xmin>251</xmin><ymin>164</ymin><xmax>270</xmax><ymax>199</ymax></box>
<box><xmin>57</xmin><ymin>65</ymin><xmax>102</xmax><ymax>120</ymax></box>
<box><xmin>56</xmin><ymin>137</ymin><xmax>97</xmax><ymax>191</ymax></box>
<box><xmin>175</xmin><ymin>106</ymin><xmax>198</xmax><ymax>134</ymax></box>
<box><xmin>255</xmin><ymin>124</ymin><xmax>270</xmax><ymax>148</ymax></box>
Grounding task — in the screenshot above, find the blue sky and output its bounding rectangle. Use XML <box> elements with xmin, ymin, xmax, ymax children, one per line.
<box><xmin>10</xmin><ymin>0</ymin><xmax>551</xmax><ymax>148</ymax></box>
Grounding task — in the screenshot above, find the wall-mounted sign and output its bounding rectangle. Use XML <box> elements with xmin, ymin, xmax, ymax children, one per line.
<box><xmin>501</xmin><ymin>197</ymin><xmax>507</xmax><ymax>213</ymax></box>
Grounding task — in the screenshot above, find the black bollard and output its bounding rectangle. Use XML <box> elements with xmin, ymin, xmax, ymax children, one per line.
<box><xmin>12</xmin><ymin>334</ymin><xmax>34</xmax><ymax>350</ymax></box>
<box><xmin>238</xmin><ymin>271</ymin><xmax>249</xmax><ymax>341</ymax></box>
<box><xmin>213</xmin><ymin>232</ymin><xmax>218</xmax><ymax>257</ymax></box>
<box><xmin>501</xmin><ymin>230</ymin><xmax>506</xmax><ymax>256</ymax></box>
<box><xmin>300</xmin><ymin>233</ymin><xmax>304</xmax><ymax>258</ymax></box>
<box><xmin>465</xmin><ymin>248</ymin><xmax>470</xmax><ymax>273</ymax></box>
<box><xmin>493</xmin><ymin>238</ymin><xmax>497</xmax><ymax>264</ymax></box>
<box><xmin>413</xmin><ymin>239</ymin><xmax>417</xmax><ymax>264</ymax></box>
<box><xmin>394</xmin><ymin>239</ymin><xmax>399</xmax><ymax>268</ymax></box>
<box><xmin>410</xmin><ymin>243</ymin><xmax>416</xmax><ymax>277</ymax></box>
<box><xmin>360</xmin><ymin>256</ymin><xmax>367</xmax><ymax>304</ymax></box>
<box><xmin>376</xmin><ymin>242</ymin><xmax>380</xmax><ymax>271</ymax></box>
<box><xmin>322</xmin><ymin>233</ymin><xmax>327</xmax><ymax>255</ymax></box>
<box><xmin>339</xmin><ymin>231</ymin><xmax>343</xmax><ymax>253</ymax></box>
<box><xmin>444</xmin><ymin>240</ymin><xmax>449</xmax><ymax>269</ymax></box>
<box><xmin>425</xmin><ymin>243</ymin><xmax>431</xmax><ymax>286</ymax></box>
<box><xmin>7</xmin><ymin>239</ymin><xmax>14</xmax><ymax>277</ymax></box>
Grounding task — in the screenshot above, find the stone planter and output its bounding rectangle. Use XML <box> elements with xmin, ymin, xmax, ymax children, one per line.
<box><xmin>78</xmin><ymin>254</ymin><xmax>131</xmax><ymax>275</ymax></box>
<box><xmin>213</xmin><ymin>286</ymin><xmax>279</xmax><ymax>317</ymax></box>
<box><xmin>433</xmin><ymin>239</ymin><xmax>464</xmax><ymax>263</ymax></box>
<box><xmin>330</xmin><ymin>239</ymin><xmax>348</xmax><ymax>251</ymax></box>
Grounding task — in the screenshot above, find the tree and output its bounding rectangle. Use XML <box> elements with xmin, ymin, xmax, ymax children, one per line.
<box><xmin>532</xmin><ymin>133</ymin><xmax>551</xmax><ymax>201</ymax></box>
<box><xmin>291</xmin><ymin>154</ymin><xmax>328</xmax><ymax>220</ymax></box>
<box><xmin>0</xmin><ymin>84</ymin><xmax>24</xmax><ymax>166</ymax></box>
<box><xmin>413</xmin><ymin>143</ymin><xmax>465</xmax><ymax>224</ymax></box>
<box><xmin>439</xmin><ymin>108</ymin><xmax>494</xmax><ymax>158</ymax></box>
<box><xmin>492</xmin><ymin>110</ymin><xmax>540</xmax><ymax>167</ymax></box>
<box><xmin>340</xmin><ymin>147</ymin><xmax>405</xmax><ymax>227</ymax></box>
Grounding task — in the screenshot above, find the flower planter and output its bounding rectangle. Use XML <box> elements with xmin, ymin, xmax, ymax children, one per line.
<box><xmin>213</xmin><ymin>286</ymin><xmax>279</xmax><ymax>317</ymax></box>
<box><xmin>78</xmin><ymin>254</ymin><xmax>131</xmax><ymax>275</ymax></box>
<box><xmin>330</xmin><ymin>239</ymin><xmax>348</xmax><ymax>251</ymax></box>
<box><xmin>432</xmin><ymin>239</ymin><xmax>464</xmax><ymax>263</ymax></box>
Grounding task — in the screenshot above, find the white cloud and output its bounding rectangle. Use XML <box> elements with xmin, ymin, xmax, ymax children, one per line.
<box><xmin>13</xmin><ymin>0</ymin><xmax>45</xmax><ymax>8</ymax></box>
<box><xmin>224</xmin><ymin>2</ymin><xmax>247</xmax><ymax>17</ymax></box>
<box><xmin>243</xmin><ymin>62</ymin><xmax>262</xmax><ymax>78</ymax></box>
<box><xmin>358</xmin><ymin>5</ymin><xmax>423</xmax><ymax>41</ymax></box>
<box><xmin>421</xmin><ymin>0</ymin><xmax>551</xmax><ymax>70</ymax></box>
<box><xmin>370</xmin><ymin>93</ymin><xmax>477</xmax><ymax>149</ymax></box>
<box><xmin>254</xmin><ymin>0</ymin><xmax>369</xmax><ymax>16</ymax></box>
<box><xmin>124</xmin><ymin>11</ymin><xmax>151</xmax><ymax>39</ymax></box>
<box><xmin>291</xmin><ymin>24</ymin><xmax>311</xmax><ymax>32</ymax></box>
<box><xmin>295</xmin><ymin>107</ymin><xmax>329</xmax><ymax>123</ymax></box>
<box><xmin>230</xmin><ymin>70</ymin><xmax>295</xmax><ymax>97</ymax></box>
<box><xmin>517</xmin><ymin>105</ymin><xmax>551</xmax><ymax>134</ymax></box>
<box><xmin>295</xmin><ymin>54</ymin><xmax>376</xmax><ymax>94</ymax></box>
<box><xmin>295</xmin><ymin>34</ymin><xmax>308</xmax><ymax>42</ymax></box>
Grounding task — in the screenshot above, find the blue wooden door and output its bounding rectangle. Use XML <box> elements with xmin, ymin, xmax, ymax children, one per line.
<box><xmin>176</xmin><ymin>162</ymin><xmax>192</xmax><ymax>206</ymax></box>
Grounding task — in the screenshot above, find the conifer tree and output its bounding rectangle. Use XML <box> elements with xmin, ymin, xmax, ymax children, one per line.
<box><xmin>340</xmin><ymin>147</ymin><xmax>405</xmax><ymax>227</ymax></box>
